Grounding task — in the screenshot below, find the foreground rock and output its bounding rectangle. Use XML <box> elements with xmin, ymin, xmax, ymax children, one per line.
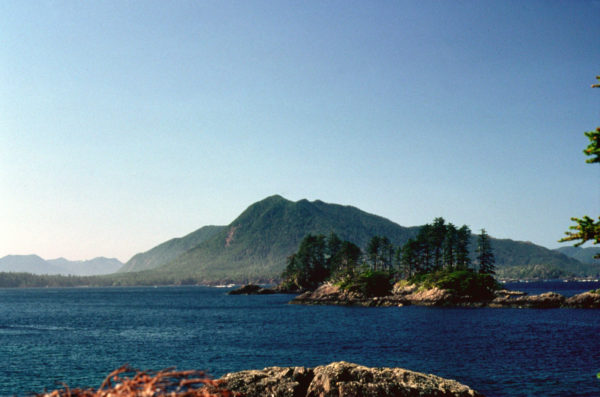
<box><xmin>228</xmin><ymin>284</ymin><xmax>277</xmax><ymax>295</ymax></box>
<box><xmin>290</xmin><ymin>283</ymin><xmax>600</xmax><ymax>309</ymax></box>
<box><xmin>219</xmin><ymin>361</ymin><xmax>483</xmax><ymax>397</ymax></box>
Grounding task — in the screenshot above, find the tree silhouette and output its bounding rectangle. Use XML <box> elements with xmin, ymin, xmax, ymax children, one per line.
<box><xmin>560</xmin><ymin>76</ymin><xmax>600</xmax><ymax>258</ymax></box>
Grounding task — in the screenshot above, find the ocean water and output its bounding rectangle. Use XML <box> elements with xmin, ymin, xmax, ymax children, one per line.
<box><xmin>1</xmin><ymin>282</ymin><xmax>599</xmax><ymax>397</ymax></box>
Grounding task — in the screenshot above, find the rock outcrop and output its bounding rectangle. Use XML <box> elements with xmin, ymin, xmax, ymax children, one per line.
<box><xmin>290</xmin><ymin>284</ymin><xmax>408</xmax><ymax>307</ymax></box>
<box><xmin>489</xmin><ymin>291</ymin><xmax>566</xmax><ymax>308</ymax></box>
<box><xmin>565</xmin><ymin>290</ymin><xmax>600</xmax><ymax>308</ymax></box>
<box><xmin>290</xmin><ymin>283</ymin><xmax>600</xmax><ymax>309</ymax></box>
<box><xmin>218</xmin><ymin>361</ymin><xmax>483</xmax><ymax>397</ymax></box>
<box><xmin>228</xmin><ymin>284</ymin><xmax>277</xmax><ymax>295</ymax></box>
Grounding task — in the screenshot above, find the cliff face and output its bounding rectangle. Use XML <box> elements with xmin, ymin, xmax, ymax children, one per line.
<box><xmin>219</xmin><ymin>361</ymin><xmax>483</xmax><ymax>397</ymax></box>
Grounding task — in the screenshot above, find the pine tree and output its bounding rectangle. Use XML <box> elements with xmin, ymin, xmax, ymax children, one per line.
<box><xmin>367</xmin><ymin>236</ymin><xmax>381</xmax><ymax>270</ymax></box>
<box><xmin>442</xmin><ymin>223</ymin><xmax>457</xmax><ymax>270</ymax></box>
<box><xmin>400</xmin><ymin>238</ymin><xmax>419</xmax><ymax>278</ymax></box>
<box><xmin>477</xmin><ymin>229</ymin><xmax>495</xmax><ymax>274</ymax></box>
<box><xmin>431</xmin><ymin>217</ymin><xmax>447</xmax><ymax>270</ymax></box>
<box><xmin>560</xmin><ymin>75</ymin><xmax>600</xmax><ymax>258</ymax></box>
<box><xmin>455</xmin><ymin>225</ymin><xmax>472</xmax><ymax>270</ymax></box>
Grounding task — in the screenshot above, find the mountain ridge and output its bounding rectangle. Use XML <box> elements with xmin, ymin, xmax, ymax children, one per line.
<box><xmin>0</xmin><ymin>255</ymin><xmax>123</xmax><ymax>276</ymax></box>
<box><xmin>119</xmin><ymin>195</ymin><xmax>590</xmax><ymax>283</ymax></box>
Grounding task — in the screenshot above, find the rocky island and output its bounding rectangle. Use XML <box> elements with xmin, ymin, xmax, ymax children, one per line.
<box><xmin>290</xmin><ymin>282</ymin><xmax>600</xmax><ymax>309</ymax></box>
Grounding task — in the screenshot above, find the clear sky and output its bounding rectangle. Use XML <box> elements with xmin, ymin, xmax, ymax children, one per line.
<box><xmin>1</xmin><ymin>1</ymin><xmax>599</xmax><ymax>262</ymax></box>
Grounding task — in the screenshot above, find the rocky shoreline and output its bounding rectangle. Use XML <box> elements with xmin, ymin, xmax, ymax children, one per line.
<box><xmin>288</xmin><ymin>283</ymin><xmax>600</xmax><ymax>309</ymax></box>
<box><xmin>218</xmin><ymin>361</ymin><xmax>483</xmax><ymax>397</ymax></box>
<box><xmin>228</xmin><ymin>282</ymin><xmax>600</xmax><ymax>308</ymax></box>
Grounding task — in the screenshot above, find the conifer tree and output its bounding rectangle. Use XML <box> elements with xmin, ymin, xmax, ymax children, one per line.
<box><xmin>455</xmin><ymin>225</ymin><xmax>472</xmax><ymax>270</ymax></box>
<box><xmin>477</xmin><ymin>229</ymin><xmax>495</xmax><ymax>274</ymax></box>
<box><xmin>442</xmin><ymin>223</ymin><xmax>457</xmax><ymax>270</ymax></box>
<box><xmin>367</xmin><ymin>236</ymin><xmax>381</xmax><ymax>270</ymax></box>
<box><xmin>560</xmin><ymin>76</ymin><xmax>600</xmax><ymax>258</ymax></box>
<box><xmin>431</xmin><ymin>217</ymin><xmax>447</xmax><ymax>270</ymax></box>
<box><xmin>400</xmin><ymin>238</ymin><xmax>419</xmax><ymax>278</ymax></box>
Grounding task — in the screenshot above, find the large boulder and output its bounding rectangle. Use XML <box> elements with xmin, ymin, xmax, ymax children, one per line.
<box><xmin>219</xmin><ymin>361</ymin><xmax>483</xmax><ymax>397</ymax></box>
<box><xmin>219</xmin><ymin>366</ymin><xmax>313</xmax><ymax>397</ymax></box>
<box><xmin>565</xmin><ymin>290</ymin><xmax>600</xmax><ymax>308</ymax></box>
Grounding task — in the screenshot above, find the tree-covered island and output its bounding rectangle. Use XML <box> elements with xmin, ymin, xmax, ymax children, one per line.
<box><xmin>279</xmin><ymin>217</ymin><xmax>501</xmax><ymax>304</ymax></box>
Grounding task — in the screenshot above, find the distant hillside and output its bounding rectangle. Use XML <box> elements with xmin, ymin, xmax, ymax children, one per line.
<box><xmin>119</xmin><ymin>225</ymin><xmax>226</xmax><ymax>272</ymax></box>
<box><xmin>48</xmin><ymin>257</ymin><xmax>123</xmax><ymax>276</ymax></box>
<box><xmin>121</xmin><ymin>195</ymin><xmax>586</xmax><ymax>284</ymax></box>
<box><xmin>490</xmin><ymin>239</ymin><xmax>596</xmax><ymax>278</ymax></box>
<box><xmin>0</xmin><ymin>255</ymin><xmax>122</xmax><ymax>275</ymax></box>
<box><xmin>0</xmin><ymin>255</ymin><xmax>66</xmax><ymax>274</ymax></box>
<box><xmin>555</xmin><ymin>246</ymin><xmax>600</xmax><ymax>265</ymax></box>
<box><xmin>146</xmin><ymin>195</ymin><xmax>419</xmax><ymax>282</ymax></box>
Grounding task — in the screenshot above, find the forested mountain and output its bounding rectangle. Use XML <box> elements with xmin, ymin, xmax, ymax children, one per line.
<box><xmin>136</xmin><ymin>195</ymin><xmax>419</xmax><ymax>282</ymax></box>
<box><xmin>119</xmin><ymin>195</ymin><xmax>588</xmax><ymax>284</ymax></box>
<box><xmin>0</xmin><ymin>255</ymin><xmax>122</xmax><ymax>275</ymax></box>
<box><xmin>119</xmin><ymin>225</ymin><xmax>225</xmax><ymax>272</ymax></box>
<box><xmin>555</xmin><ymin>246</ymin><xmax>600</xmax><ymax>265</ymax></box>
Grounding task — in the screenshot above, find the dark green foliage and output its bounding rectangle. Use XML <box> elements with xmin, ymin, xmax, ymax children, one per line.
<box><xmin>442</xmin><ymin>223</ymin><xmax>457</xmax><ymax>270</ymax></box>
<box><xmin>399</xmin><ymin>238</ymin><xmax>419</xmax><ymax>278</ymax></box>
<box><xmin>455</xmin><ymin>225</ymin><xmax>471</xmax><ymax>270</ymax></box>
<box><xmin>280</xmin><ymin>233</ymin><xmax>361</xmax><ymax>291</ymax></box>
<box><xmin>331</xmin><ymin>240</ymin><xmax>362</xmax><ymax>277</ymax></box>
<box><xmin>560</xmin><ymin>75</ymin><xmax>600</xmax><ymax>257</ymax></box>
<box><xmin>410</xmin><ymin>269</ymin><xmax>501</xmax><ymax>300</ymax></box>
<box><xmin>495</xmin><ymin>264</ymin><xmax>572</xmax><ymax>280</ymax></box>
<box><xmin>477</xmin><ymin>229</ymin><xmax>495</xmax><ymax>274</ymax></box>
<box><xmin>366</xmin><ymin>235</ymin><xmax>394</xmax><ymax>271</ymax></box>
<box><xmin>149</xmin><ymin>195</ymin><xmax>418</xmax><ymax>283</ymax></box>
<box><xmin>431</xmin><ymin>217</ymin><xmax>446</xmax><ymax>270</ymax></box>
<box><xmin>402</xmin><ymin>217</ymin><xmax>476</xmax><ymax>275</ymax></box>
<box><xmin>339</xmin><ymin>269</ymin><xmax>393</xmax><ymax>297</ymax></box>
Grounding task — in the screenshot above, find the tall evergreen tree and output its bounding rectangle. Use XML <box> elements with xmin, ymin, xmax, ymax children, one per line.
<box><xmin>431</xmin><ymin>217</ymin><xmax>447</xmax><ymax>270</ymax></box>
<box><xmin>282</xmin><ymin>233</ymin><xmax>328</xmax><ymax>290</ymax></box>
<box><xmin>560</xmin><ymin>76</ymin><xmax>600</xmax><ymax>258</ymax></box>
<box><xmin>455</xmin><ymin>225</ymin><xmax>472</xmax><ymax>270</ymax></box>
<box><xmin>415</xmin><ymin>224</ymin><xmax>433</xmax><ymax>272</ymax></box>
<box><xmin>442</xmin><ymin>223</ymin><xmax>457</xmax><ymax>270</ymax></box>
<box><xmin>400</xmin><ymin>238</ymin><xmax>419</xmax><ymax>278</ymax></box>
<box><xmin>477</xmin><ymin>229</ymin><xmax>495</xmax><ymax>274</ymax></box>
<box><xmin>326</xmin><ymin>232</ymin><xmax>343</xmax><ymax>274</ymax></box>
<box><xmin>380</xmin><ymin>236</ymin><xmax>394</xmax><ymax>271</ymax></box>
<box><xmin>367</xmin><ymin>236</ymin><xmax>382</xmax><ymax>270</ymax></box>
<box><xmin>337</xmin><ymin>241</ymin><xmax>362</xmax><ymax>275</ymax></box>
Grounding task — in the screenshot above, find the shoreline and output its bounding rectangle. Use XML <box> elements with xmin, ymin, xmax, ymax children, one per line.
<box><xmin>285</xmin><ymin>283</ymin><xmax>600</xmax><ymax>309</ymax></box>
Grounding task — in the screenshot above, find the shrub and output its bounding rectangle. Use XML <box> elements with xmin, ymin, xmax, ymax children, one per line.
<box><xmin>409</xmin><ymin>269</ymin><xmax>500</xmax><ymax>301</ymax></box>
<box><xmin>40</xmin><ymin>365</ymin><xmax>233</xmax><ymax>396</ymax></box>
<box><xmin>339</xmin><ymin>270</ymin><xmax>393</xmax><ymax>297</ymax></box>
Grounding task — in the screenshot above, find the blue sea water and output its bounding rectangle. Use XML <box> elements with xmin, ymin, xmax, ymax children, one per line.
<box><xmin>1</xmin><ymin>282</ymin><xmax>599</xmax><ymax>397</ymax></box>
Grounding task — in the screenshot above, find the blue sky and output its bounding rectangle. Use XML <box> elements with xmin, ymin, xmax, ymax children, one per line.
<box><xmin>1</xmin><ymin>1</ymin><xmax>599</xmax><ymax>262</ymax></box>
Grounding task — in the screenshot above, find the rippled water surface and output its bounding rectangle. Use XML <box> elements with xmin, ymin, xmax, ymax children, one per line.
<box><xmin>1</xmin><ymin>282</ymin><xmax>599</xmax><ymax>396</ymax></box>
